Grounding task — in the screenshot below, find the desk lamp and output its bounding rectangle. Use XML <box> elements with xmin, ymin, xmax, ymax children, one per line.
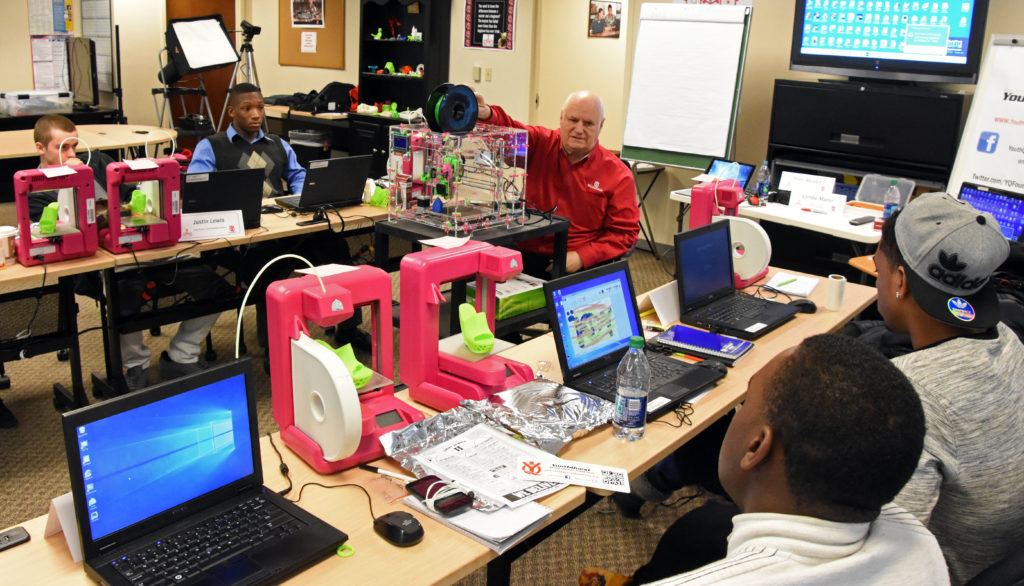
<box><xmin>400</xmin><ymin>241</ymin><xmax>534</xmax><ymax>411</ymax></box>
<box><xmin>266</xmin><ymin>265</ymin><xmax>424</xmax><ymax>474</ymax></box>
<box><xmin>12</xmin><ymin>165</ymin><xmax>99</xmax><ymax>266</ymax></box>
<box><xmin>99</xmin><ymin>158</ymin><xmax>181</xmax><ymax>254</ymax></box>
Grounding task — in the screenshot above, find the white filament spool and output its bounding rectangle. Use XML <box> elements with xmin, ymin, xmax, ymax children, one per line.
<box><xmin>713</xmin><ymin>216</ymin><xmax>772</xmax><ymax>280</ymax></box>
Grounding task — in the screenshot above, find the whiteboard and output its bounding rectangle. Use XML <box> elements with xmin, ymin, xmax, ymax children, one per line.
<box><xmin>948</xmin><ymin>35</ymin><xmax>1024</xmax><ymax>197</ymax></box>
<box><xmin>621</xmin><ymin>4</ymin><xmax>751</xmax><ymax>170</ymax></box>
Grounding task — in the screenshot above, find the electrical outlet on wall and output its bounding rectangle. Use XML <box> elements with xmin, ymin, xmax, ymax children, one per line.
<box><xmin>485</xmin><ymin>67</ymin><xmax>492</xmax><ymax>82</ymax></box>
<box><xmin>472</xmin><ymin>65</ymin><xmax>481</xmax><ymax>82</ymax></box>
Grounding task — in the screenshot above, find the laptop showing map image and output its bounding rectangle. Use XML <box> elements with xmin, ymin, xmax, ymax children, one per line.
<box><xmin>543</xmin><ymin>261</ymin><xmax>725</xmax><ymax>420</ymax></box>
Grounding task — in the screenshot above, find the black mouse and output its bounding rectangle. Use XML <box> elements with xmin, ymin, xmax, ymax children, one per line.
<box><xmin>698</xmin><ymin>359</ymin><xmax>729</xmax><ymax>375</ymax></box>
<box><xmin>373</xmin><ymin>511</ymin><xmax>424</xmax><ymax>547</ymax></box>
<box><xmin>261</xmin><ymin>204</ymin><xmax>283</xmax><ymax>214</ymax></box>
<box><xmin>789</xmin><ymin>299</ymin><xmax>818</xmax><ymax>314</ymax></box>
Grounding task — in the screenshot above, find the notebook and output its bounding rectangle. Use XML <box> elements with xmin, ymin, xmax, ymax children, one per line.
<box><xmin>61</xmin><ymin>358</ymin><xmax>347</xmax><ymax>586</ymax></box>
<box><xmin>958</xmin><ymin>182</ymin><xmax>1024</xmax><ymax>242</ymax></box>
<box><xmin>276</xmin><ymin>154</ymin><xmax>373</xmax><ymax>211</ymax></box>
<box><xmin>181</xmin><ymin>168</ymin><xmax>265</xmax><ymax>229</ymax></box>
<box><xmin>543</xmin><ymin>260</ymin><xmax>726</xmax><ymax>420</ymax></box>
<box><xmin>653</xmin><ymin>324</ymin><xmax>754</xmax><ymax>367</ymax></box>
<box><xmin>674</xmin><ymin>221</ymin><xmax>799</xmax><ymax>340</ymax></box>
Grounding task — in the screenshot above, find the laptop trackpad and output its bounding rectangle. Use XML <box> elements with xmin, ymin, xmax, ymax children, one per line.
<box><xmin>198</xmin><ymin>554</ymin><xmax>269</xmax><ymax>586</ymax></box>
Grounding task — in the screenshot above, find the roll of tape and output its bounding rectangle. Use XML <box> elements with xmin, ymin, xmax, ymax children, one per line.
<box><xmin>718</xmin><ymin>217</ymin><xmax>772</xmax><ymax>280</ymax></box>
<box><xmin>826</xmin><ymin>273</ymin><xmax>847</xmax><ymax>311</ymax></box>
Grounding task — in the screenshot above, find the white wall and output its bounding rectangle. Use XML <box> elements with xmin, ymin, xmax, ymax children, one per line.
<box><xmin>448</xmin><ymin>0</ymin><xmax>535</xmax><ymax>121</ymax></box>
<box><xmin>2</xmin><ymin>2</ymin><xmax>35</xmax><ymax>90</ymax></box>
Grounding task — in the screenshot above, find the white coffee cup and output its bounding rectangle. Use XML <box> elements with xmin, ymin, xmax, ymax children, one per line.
<box><xmin>825</xmin><ymin>274</ymin><xmax>847</xmax><ymax>311</ymax></box>
<box><xmin>0</xmin><ymin>225</ymin><xmax>17</xmax><ymax>267</ymax></box>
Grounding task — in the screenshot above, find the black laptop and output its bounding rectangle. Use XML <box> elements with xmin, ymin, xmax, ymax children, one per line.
<box><xmin>276</xmin><ymin>155</ymin><xmax>372</xmax><ymax>211</ymax></box>
<box><xmin>544</xmin><ymin>261</ymin><xmax>726</xmax><ymax>420</ymax></box>
<box><xmin>705</xmin><ymin>159</ymin><xmax>756</xmax><ymax>195</ymax></box>
<box><xmin>958</xmin><ymin>182</ymin><xmax>1024</xmax><ymax>242</ymax></box>
<box><xmin>675</xmin><ymin>221</ymin><xmax>799</xmax><ymax>340</ymax></box>
<box><xmin>62</xmin><ymin>358</ymin><xmax>347</xmax><ymax>586</ymax></box>
<box><xmin>182</xmin><ymin>168</ymin><xmax>265</xmax><ymax>230</ymax></box>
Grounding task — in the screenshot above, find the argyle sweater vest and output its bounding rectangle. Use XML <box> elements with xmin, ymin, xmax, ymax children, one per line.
<box><xmin>208</xmin><ymin>132</ymin><xmax>289</xmax><ymax>197</ymax></box>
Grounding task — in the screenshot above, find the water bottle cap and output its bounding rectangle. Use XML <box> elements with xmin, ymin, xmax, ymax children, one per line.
<box><xmin>890</xmin><ymin>179</ymin><xmax>898</xmax><ymax>185</ymax></box>
<box><xmin>628</xmin><ymin>336</ymin><xmax>645</xmax><ymax>349</ymax></box>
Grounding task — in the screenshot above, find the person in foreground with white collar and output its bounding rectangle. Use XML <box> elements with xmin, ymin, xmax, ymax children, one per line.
<box><xmin>584</xmin><ymin>334</ymin><xmax>948</xmax><ymax>585</ymax></box>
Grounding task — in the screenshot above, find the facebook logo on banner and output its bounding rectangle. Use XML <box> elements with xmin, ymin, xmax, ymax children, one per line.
<box><xmin>977</xmin><ymin>132</ymin><xmax>1000</xmax><ymax>153</ymax></box>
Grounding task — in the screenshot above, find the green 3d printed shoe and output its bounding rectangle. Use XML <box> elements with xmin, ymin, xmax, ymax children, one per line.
<box><xmin>316</xmin><ymin>339</ymin><xmax>373</xmax><ymax>389</ymax></box>
<box><xmin>39</xmin><ymin>201</ymin><xmax>60</xmax><ymax>234</ymax></box>
<box><xmin>459</xmin><ymin>302</ymin><xmax>494</xmax><ymax>354</ymax></box>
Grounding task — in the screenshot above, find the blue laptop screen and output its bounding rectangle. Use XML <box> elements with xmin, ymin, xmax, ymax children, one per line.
<box><xmin>73</xmin><ymin>373</ymin><xmax>254</xmax><ymax>540</ymax></box>
<box><xmin>550</xmin><ymin>267</ymin><xmax>640</xmax><ymax>371</ymax></box>
<box><xmin>707</xmin><ymin>160</ymin><xmax>754</xmax><ymax>189</ymax></box>
<box><xmin>677</xmin><ymin>223</ymin><xmax>734</xmax><ymax>307</ymax></box>
<box><xmin>959</xmin><ymin>184</ymin><xmax>1024</xmax><ymax>242</ymax></box>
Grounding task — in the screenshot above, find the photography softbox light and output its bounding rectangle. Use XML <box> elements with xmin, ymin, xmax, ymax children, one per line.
<box><xmin>166</xmin><ymin>14</ymin><xmax>239</xmax><ymax>75</ymax></box>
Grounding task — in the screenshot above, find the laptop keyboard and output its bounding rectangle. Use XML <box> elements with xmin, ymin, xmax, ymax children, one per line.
<box><xmin>694</xmin><ymin>295</ymin><xmax>766</xmax><ymax>324</ymax></box>
<box><xmin>109</xmin><ymin>495</ymin><xmax>301</xmax><ymax>586</ymax></box>
<box><xmin>576</xmin><ymin>354</ymin><xmax>698</xmax><ymax>400</ymax></box>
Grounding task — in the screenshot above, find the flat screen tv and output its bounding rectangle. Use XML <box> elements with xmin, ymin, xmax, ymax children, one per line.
<box><xmin>68</xmin><ymin>37</ymin><xmax>99</xmax><ymax>108</ymax></box>
<box><xmin>790</xmin><ymin>0</ymin><xmax>989</xmax><ymax>84</ymax></box>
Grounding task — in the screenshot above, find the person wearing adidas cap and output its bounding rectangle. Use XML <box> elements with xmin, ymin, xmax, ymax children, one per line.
<box><xmin>875</xmin><ymin>191</ymin><xmax>1024</xmax><ymax>584</ymax></box>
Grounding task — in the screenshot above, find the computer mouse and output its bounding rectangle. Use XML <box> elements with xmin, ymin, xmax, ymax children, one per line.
<box><xmin>373</xmin><ymin>511</ymin><xmax>424</xmax><ymax>547</ymax></box>
<box><xmin>698</xmin><ymin>359</ymin><xmax>729</xmax><ymax>375</ymax></box>
<box><xmin>789</xmin><ymin>299</ymin><xmax>818</xmax><ymax>314</ymax></box>
<box><xmin>261</xmin><ymin>204</ymin><xmax>283</xmax><ymax>214</ymax></box>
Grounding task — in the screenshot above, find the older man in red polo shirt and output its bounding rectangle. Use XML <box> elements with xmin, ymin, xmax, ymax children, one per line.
<box><xmin>476</xmin><ymin>90</ymin><xmax>639</xmax><ymax>275</ymax></box>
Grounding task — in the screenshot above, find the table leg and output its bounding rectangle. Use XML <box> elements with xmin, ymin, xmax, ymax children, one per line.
<box><xmin>60</xmin><ymin>277</ymin><xmax>88</xmax><ymax>407</ymax></box>
<box><xmin>551</xmin><ymin>229</ymin><xmax>568</xmax><ymax>278</ymax></box>
<box><xmin>93</xmin><ymin>267</ymin><xmax>126</xmax><ymax>397</ymax></box>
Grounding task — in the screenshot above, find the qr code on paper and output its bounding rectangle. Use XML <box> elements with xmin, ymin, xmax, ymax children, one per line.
<box><xmin>601</xmin><ymin>470</ymin><xmax>626</xmax><ymax>487</ymax></box>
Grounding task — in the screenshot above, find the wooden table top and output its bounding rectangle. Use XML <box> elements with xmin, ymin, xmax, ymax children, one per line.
<box><xmin>0</xmin><ymin>124</ymin><xmax>176</xmax><ymax>160</ymax></box>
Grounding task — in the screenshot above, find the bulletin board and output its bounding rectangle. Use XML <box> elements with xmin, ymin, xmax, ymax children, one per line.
<box><xmin>278</xmin><ymin>0</ymin><xmax>344</xmax><ymax>69</ymax></box>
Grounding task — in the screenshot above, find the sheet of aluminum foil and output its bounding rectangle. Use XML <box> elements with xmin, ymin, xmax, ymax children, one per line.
<box><xmin>387</xmin><ymin>379</ymin><xmax>613</xmax><ymax>477</ymax></box>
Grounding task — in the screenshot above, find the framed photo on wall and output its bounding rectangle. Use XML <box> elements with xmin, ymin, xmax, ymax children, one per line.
<box><xmin>588</xmin><ymin>1</ymin><xmax>621</xmax><ymax>38</ymax></box>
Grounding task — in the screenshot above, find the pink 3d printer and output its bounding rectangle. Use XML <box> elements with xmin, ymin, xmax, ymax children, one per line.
<box><xmin>689</xmin><ymin>180</ymin><xmax>771</xmax><ymax>288</ymax></box>
<box><xmin>12</xmin><ymin>165</ymin><xmax>99</xmax><ymax>266</ymax></box>
<box><xmin>100</xmin><ymin>158</ymin><xmax>181</xmax><ymax>253</ymax></box>
<box><xmin>266</xmin><ymin>264</ymin><xmax>423</xmax><ymax>474</ymax></box>
<box><xmin>400</xmin><ymin>240</ymin><xmax>534</xmax><ymax>411</ymax></box>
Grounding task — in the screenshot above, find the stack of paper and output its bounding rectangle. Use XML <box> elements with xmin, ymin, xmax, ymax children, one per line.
<box><xmin>404</xmin><ymin>497</ymin><xmax>551</xmax><ymax>554</ymax></box>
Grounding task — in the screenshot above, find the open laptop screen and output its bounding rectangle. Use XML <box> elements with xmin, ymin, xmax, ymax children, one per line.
<box><xmin>548</xmin><ymin>264</ymin><xmax>640</xmax><ymax>371</ymax></box>
<box><xmin>706</xmin><ymin>159</ymin><xmax>754</xmax><ymax>190</ymax></box>
<box><xmin>958</xmin><ymin>182</ymin><xmax>1024</xmax><ymax>242</ymax></box>
<box><xmin>675</xmin><ymin>221</ymin><xmax>735</xmax><ymax>312</ymax></box>
<box><xmin>69</xmin><ymin>372</ymin><xmax>255</xmax><ymax>540</ymax></box>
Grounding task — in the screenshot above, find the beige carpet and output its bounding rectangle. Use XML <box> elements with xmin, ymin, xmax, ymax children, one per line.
<box><xmin>0</xmin><ymin>242</ymin><xmax>704</xmax><ymax>584</ymax></box>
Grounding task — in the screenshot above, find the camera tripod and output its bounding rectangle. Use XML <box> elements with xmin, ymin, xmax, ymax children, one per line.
<box><xmin>217</xmin><ymin>22</ymin><xmax>263</xmax><ymax>132</ymax></box>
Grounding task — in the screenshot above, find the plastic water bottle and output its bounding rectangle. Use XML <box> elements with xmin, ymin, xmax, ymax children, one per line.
<box><xmin>755</xmin><ymin>160</ymin><xmax>771</xmax><ymax>197</ymax></box>
<box><xmin>613</xmin><ymin>336</ymin><xmax>651</xmax><ymax>441</ymax></box>
<box><xmin>882</xmin><ymin>179</ymin><xmax>901</xmax><ymax>219</ymax></box>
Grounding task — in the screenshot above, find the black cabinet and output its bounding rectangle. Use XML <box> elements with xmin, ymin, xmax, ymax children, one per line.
<box><xmin>355</xmin><ymin>0</ymin><xmax>450</xmax><ymax>176</ymax></box>
<box><xmin>767</xmin><ymin>79</ymin><xmax>965</xmax><ymax>189</ymax></box>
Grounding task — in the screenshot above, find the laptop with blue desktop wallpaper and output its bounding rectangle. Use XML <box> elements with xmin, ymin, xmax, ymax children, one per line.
<box><xmin>61</xmin><ymin>358</ymin><xmax>346</xmax><ymax>586</ymax></box>
<box><xmin>543</xmin><ymin>261</ymin><xmax>725</xmax><ymax>420</ymax></box>
<box><xmin>675</xmin><ymin>221</ymin><xmax>799</xmax><ymax>340</ymax></box>
<box><xmin>276</xmin><ymin>154</ymin><xmax>373</xmax><ymax>211</ymax></box>
<box><xmin>705</xmin><ymin>159</ymin><xmax>756</xmax><ymax>194</ymax></box>
<box><xmin>958</xmin><ymin>182</ymin><xmax>1024</xmax><ymax>242</ymax></box>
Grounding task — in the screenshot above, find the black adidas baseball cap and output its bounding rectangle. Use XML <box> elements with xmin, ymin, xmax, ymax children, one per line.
<box><xmin>894</xmin><ymin>192</ymin><xmax>1009</xmax><ymax>329</ymax></box>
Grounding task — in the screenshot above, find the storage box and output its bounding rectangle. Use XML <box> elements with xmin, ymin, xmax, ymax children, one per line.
<box><xmin>855</xmin><ymin>174</ymin><xmax>915</xmax><ymax>207</ymax></box>
<box><xmin>466</xmin><ymin>274</ymin><xmax>547</xmax><ymax>321</ymax></box>
<box><xmin>0</xmin><ymin>90</ymin><xmax>73</xmax><ymax>116</ymax></box>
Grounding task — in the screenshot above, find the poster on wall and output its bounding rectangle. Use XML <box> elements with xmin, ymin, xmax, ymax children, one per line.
<box><xmin>465</xmin><ymin>0</ymin><xmax>515</xmax><ymax>51</ymax></box>
<box><xmin>948</xmin><ymin>36</ymin><xmax>1024</xmax><ymax>199</ymax></box>
<box><xmin>292</xmin><ymin>0</ymin><xmax>325</xmax><ymax>28</ymax></box>
<box><xmin>588</xmin><ymin>1</ymin><xmax>621</xmax><ymax>38</ymax></box>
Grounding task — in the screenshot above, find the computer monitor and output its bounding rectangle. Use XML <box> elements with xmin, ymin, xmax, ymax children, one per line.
<box><xmin>68</xmin><ymin>37</ymin><xmax>99</xmax><ymax>108</ymax></box>
<box><xmin>958</xmin><ymin>182</ymin><xmax>1024</xmax><ymax>242</ymax></box>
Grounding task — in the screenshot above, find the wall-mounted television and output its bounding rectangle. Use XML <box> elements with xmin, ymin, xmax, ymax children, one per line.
<box><xmin>790</xmin><ymin>0</ymin><xmax>989</xmax><ymax>84</ymax></box>
<box><xmin>68</xmin><ymin>37</ymin><xmax>99</xmax><ymax>108</ymax></box>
